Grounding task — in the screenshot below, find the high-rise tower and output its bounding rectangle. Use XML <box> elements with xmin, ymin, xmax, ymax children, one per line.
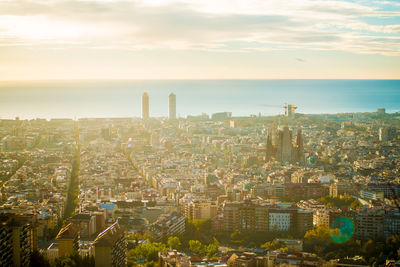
<box><xmin>168</xmin><ymin>93</ymin><xmax>176</xmax><ymax>120</ymax></box>
<box><xmin>142</xmin><ymin>92</ymin><xmax>149</xmax><ymax>119</ymax></box>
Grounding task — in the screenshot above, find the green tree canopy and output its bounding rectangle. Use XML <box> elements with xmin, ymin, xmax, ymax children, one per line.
<box><xmin>304</xmin><ymin>225</ymin><xmax>331</xmax><ymax>244</ymax></box>
<box><xmin>167</xmin><ymin>236</ymin><xmax>182</xmax><ymax>250</ymax></box>
<box><xmin>205</xmin><ymin>243</ymin><xmax>218</xmax><ymax>259</ymax></box>
<box><xmin>189</xmin><ymin>240</ymin><xmax>204</xmax><ymax>254</ymax></box>
<box><xmin>317</xmin><ymin>196</ymin><xmax>362</xmax><ymax>210</ymax></box>
<box><xmin>128</xmin><ymin>242</ymin><xmax>167</xmax><ymax>263</ymax></box>
<box><xmin>230</xmin><ymin>230</ymin><xmax>244</xmax><ymax>245</ymax></box>
<box><xmin>261</xmin><ymin>241</ymin><xmax>284</xmax><ymax>251</ymax></box>
<box><xmin>54</xmin><ymin>252</ymin><xmax>94</xmax><ymax>267</ymax></box>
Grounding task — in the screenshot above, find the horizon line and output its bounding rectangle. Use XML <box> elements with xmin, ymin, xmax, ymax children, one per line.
<box><xmin>2</xmin><ymin>110</ymin><xmax>398</xmax><ymax>121</ymax></box>
<box><xmin>1</xmin><ymin>78</ymin><xmax>400</xmax><ymax>82</ymax></box>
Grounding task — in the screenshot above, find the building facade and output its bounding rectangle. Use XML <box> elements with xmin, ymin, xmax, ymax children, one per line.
<box><xmin>93</xmin><ymin>222</ymin><xmax>126</xmax><ymax>267</ymax></box>
<box><xmin>0</xmin><ymin>213</ymin><xmax>37</xmax><ymax>267</ymax></box>
<box><xmin>56</xmin><ymin>223</ymin><xmax>79</xmax><ymax>257</ymax></box>
<box><xmin>221</xmin><ymin>201</ymin><xmax>312</xmax><ymax>235</ymax></box>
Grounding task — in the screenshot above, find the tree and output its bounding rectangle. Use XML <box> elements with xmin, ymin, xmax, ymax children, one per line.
<box><xmin>182</xmin><ymin>218</ymin><xmax>213</xmax><ymax>245</ymax></box>
<box><xmin>128</xmin><ymin>242</ymin><xmax>167</xmax><ymax>263</ymax></box>
<box><xmin>317</xmin><ymin>196</ymin><xmax>362</xmax><ymax>210</ymax></box>
<box><xmin>304</xmin><ymin>225</ymin><xmax>331</xmax><ymax>244</ymax></box>
<box><xmin>230</xmin><ymin>230</ymin><xmax>244</xmax><ymax>245</ymax></box>
<box><xmin>64</xmin><ymin>151</ymin><xmax>80</xmax><ymax>219</ymax></box>
<box><xmin>304</xmin><ymin>225</ymin><xmax>332</xmax><ymax>257</ymax></box>
<box><xmin>261</xmin><ymin>241</ymin><xmax>280</xmax><ymax>251</ymax></box>
<box><xmin>54</xmin><ymin>252</ymin><xmax>94</xmax><ymax>267</ymax></box>
<box><xmin>30</xmin><ymin>250</ymin><xmax>51</xmax><ymax>267</ymax></box>
<box><xmin>167</xmin><ymin>236</ymin><xmax>181</xmax><ymax>250</ymax></box>
<box><xmin>350</xmin><ymin>199</ymin><xmax>362</xmax><ymax>209</ymax></box>
<box><xmin>362</xmin><ymin>240</ymin><xmax>376</xmax><ymax>259</ymax></box>
<box><xmin>205</xmin><ymin>243</ymin><xmax>218</xmax><ymax>259</ymax></box>
<box><xmin>212</xmin><ymin>237</ymin><xmax>219</xmax><ymax>247</ymax></box>
<box><xmin>189</xmin><ymin>240</ymin><xmax>204</xmax><ymax>254</ymax></box>
<box><xmin>145</xmin><ymin>261</ymin><xmax>158</xmax><ymax>267</ymax></box>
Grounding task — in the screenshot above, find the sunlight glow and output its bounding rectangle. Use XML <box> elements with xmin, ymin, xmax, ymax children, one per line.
<box><xmin>0</xmin><ymin>15</ymin><xmax>101</xmax><ymax>41</ymax></box>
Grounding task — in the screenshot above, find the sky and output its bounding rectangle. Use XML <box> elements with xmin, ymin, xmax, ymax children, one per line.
<box><xmin>0</xmin><ymin>0</ymin><xmax>400</xmax><ymax>80</ymax></box>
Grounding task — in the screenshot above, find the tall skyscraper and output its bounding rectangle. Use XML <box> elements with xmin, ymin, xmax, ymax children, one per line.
<box><xmin>142</xmin><ymin>92</ymin><xmax>149</xmax><ymax>119</ymax></box>
<box><xmin>168</xmin><ymin>93</ymin><xmax>176</xmax><ymax>120</ymax></box>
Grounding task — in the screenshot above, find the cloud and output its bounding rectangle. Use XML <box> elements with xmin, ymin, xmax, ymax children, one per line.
<box><xmin>378</xmin><ymin>1</ymin><xmax>400</xmax><ymax>7</ymax></box>
<box><xmin>0</xmin><ymin>0</ymin><xmax>399</xmax><ymax>56</ymax></box>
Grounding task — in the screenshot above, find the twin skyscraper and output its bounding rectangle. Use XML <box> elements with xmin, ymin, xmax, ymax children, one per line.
<box><xmin>142</xmin><ymin>92</ymin><xmax>176</xmax><ymax>120</ymax></box>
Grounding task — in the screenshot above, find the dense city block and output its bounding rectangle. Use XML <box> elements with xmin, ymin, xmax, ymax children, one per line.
<box><xmin>1</xmin><ymin>108</ymin><xmax>399</xmax><ymax>266</ymax></box>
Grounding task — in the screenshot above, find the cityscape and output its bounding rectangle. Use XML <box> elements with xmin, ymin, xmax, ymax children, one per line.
<box><xmin>0</xmin><ymin>91</ymin><xmax>399</xmax><ymax>266</ymax></box>
<box><xmin>1</xmin><ymin>0</ymin><xmax>400</xmax><ymax>266</ymax></box>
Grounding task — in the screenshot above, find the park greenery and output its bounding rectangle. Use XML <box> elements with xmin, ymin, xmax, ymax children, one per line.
<box><xmin>127</xmin><ymin>242</ymin><xmax>167</xmax><ymax>264</ymax></box>
<box><xmin>63</xmin><ymin>150</ymin><xmax>80</xmax><ymax>219</ymax></box>
<box><xmin>126</xmin><ymin>218</ymin><xmax>400</xmax><ymax>266</ymax></box>
<box><xmin>30</xmin><ymin>250</ymin><xmax>94</xmax><ymax>267</ymax></box>
<box><xmin>260</xmin><ymin>240</ymin><xmax>288</xmax><ymax>252</ymax></box>
<box><xmin>54</xmin><ymin>252</ymin><xmax>94</xmax><ymax>267</ymax></box>
<box><xmin>127</xmin><ymin>218</ymin><xmax>302</xmax><ymax>266</ymax></box>
<box><xmin>167</xmin><ymin>236</ymin><xmax>181</xmax><ymax>250</ymax></box>
<box><xmin>64</xmin><ymin>125</ymin><xmax>81</xmax><ymax>220</ymax></box>
<box><xmin>33</xmin><ymin>213</ymin><xmax>400</xmax><ymax>267</ymax></box>
<box><xmin>317</xmin><ymin>196</ymin><xmax>363</xmax><ymax>209</ymax></box>
<box><xmin>181</xmin><ymin>218</ymin><xmax>294</xmax><ymax>248</ymax></box>
<box><xmin>303</xmin><ymin>225</ymin><xmax>400</xmax><ymax>266</ymax></box>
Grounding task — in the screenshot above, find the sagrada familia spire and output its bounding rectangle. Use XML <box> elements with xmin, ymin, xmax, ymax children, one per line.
<box><xmin>265</xmin><ymin>118</ymin><xmax>304</xmax><ymax>164</ymax></box>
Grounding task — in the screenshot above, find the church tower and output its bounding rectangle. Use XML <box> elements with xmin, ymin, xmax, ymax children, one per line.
<box><xmin>296</xmin><ymin>125</ymin><xmax>304</xmax><ymax>163</ymax></box>
<box><xmin>266</xmin><ymin>127</ymin><xmax>274</xmax><ymax>162</ymax></box>
<box><xmin>280</xmin><ymin>117</ymin><xmax>293</xmax><ymax>163</ymax></box>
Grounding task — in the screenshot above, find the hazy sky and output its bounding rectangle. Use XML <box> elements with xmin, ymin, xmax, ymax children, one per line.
<box><xmin>0</xmin><ymin>0</ymin><xmax>400</xmax><ymax>80</ymax></box>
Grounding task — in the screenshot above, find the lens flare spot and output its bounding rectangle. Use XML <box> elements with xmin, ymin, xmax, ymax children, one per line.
<box><xmin>329</xmin><ymin>217</ymin><xmax>354</xmax><ymax>243</ymax></box>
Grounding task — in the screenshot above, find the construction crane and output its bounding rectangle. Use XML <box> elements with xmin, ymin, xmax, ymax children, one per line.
<box><xmin>287</xmin><ymin>104</ymin><xmax>297</xmax><ymax>117</ymax></box>
<box><xmin>259</xmin><ymin>103</ymin><xmax>297</xmax><ymax>117</ymax></box>
<box><xmin>259</xmin><ymin>104</ymin><xmax>286</xmax><ymax>115</ymax></box>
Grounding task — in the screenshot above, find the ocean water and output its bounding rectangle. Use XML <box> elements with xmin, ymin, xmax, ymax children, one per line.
<box><xmin>0</xmin><ymin>80</ymin><xmax>399</xmax><ymax>119</ymax></box>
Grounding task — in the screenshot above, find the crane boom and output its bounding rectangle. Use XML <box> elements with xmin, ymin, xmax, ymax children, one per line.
<box><xmin>259</xmin><ymin>103</ymin><xmax>297</xmax><ymax>117</ymax></box>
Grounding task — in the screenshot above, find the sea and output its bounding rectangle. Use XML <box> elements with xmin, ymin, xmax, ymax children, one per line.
<box><xmin>0</xmin><ymin>80</ymin><xmax>399</xmax><ymax>120</ymax></box>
